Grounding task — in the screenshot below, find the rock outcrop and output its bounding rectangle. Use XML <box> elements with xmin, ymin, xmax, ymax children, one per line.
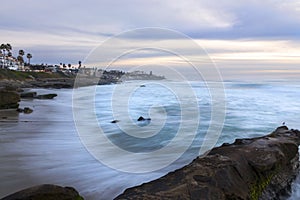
<box><xmin>137</xmin><ymin>116</ymin><xmax>151</xmax><ymax>121</ymax></box>
<box><xmin>1</xmin><ymin>184</ymin><xmax>84</xmax><ymax>200</ymax></box>
<box><xmin>116</xmin><ymin>126</ymin><xmax>300</xmax><ymax>200</ymax></box>
<box><xmin>36</xmin><ymin>93</ymin><xmax>57</xmax><ymax>99</ymax></box>
<box><xmin>20</xmin><ymin>92</ymin><xmax>57</xmax><ymax>100</ymax></box>
<box><xmin>20</xmin><ymin>91</ymin><xmax>37</xmax><ymax>98</ymax></box>
<box><xmin>0</xmin><ymin>89</ymin><xmax>20</xmax><ymax>109</ymax></box>
<box><xmin>16</xmin><ymin>107</ymin><xmax>34</xmax><ymax>114</ymax></box>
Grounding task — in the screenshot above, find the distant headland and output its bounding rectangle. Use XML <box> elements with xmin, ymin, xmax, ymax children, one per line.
<box><xmin>0</xmin><ymin>43</ymin><xmax>165</xmax><ymax>88</ymax></box>
<box><xmin>0</xmin><ymin>43</ymin><xmax>165</xmax><ymax>111</ymax></box>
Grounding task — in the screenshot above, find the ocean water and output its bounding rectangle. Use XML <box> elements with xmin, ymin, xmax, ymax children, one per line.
<box><xmin>0</xmin><ymin>80</ymin><xmax>300</xmax><ymax>199</ymax></box>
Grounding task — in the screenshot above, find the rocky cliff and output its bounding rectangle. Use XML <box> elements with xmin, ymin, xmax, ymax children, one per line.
<box><xmin>116</xmin><ymin>126</ymin><xmax>300</xmax><ymax>200</ymax></box>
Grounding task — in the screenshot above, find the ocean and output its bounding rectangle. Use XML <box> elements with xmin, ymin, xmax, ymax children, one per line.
<box><xmin>0</xmin><ymin>80</ymin><xmax>300</xmax><ymax>199</ymax></box>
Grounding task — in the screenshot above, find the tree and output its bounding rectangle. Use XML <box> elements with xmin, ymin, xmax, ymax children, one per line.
<box><xmin>17</xmin><ymin>55</ymin><xmax>24</xmax><ymax>64</ymax></box>
<box><xmin>78</xmin><ymin>61</ymin><xmax>82</xmax><ymax>69</ymax></box>
<box><xmin>0</xmin><ymin>44</ymin><xmax>12</xmax><ymax>68</ymax></box>
<box><xmin>18</xmin><ymin>50</ymin><xmax>25</xmax><ymax>67</ymax></box>
<box><xmin>0</xmin><ymin>44</ymin><xmax>5</xmax><ymax>68</ymax></box>
<box><xmin>26</xmin><ymin>53</ymin><xmax>32</xmax><ymax>65</ymax></box>
<box><xmin>6</xmin><ymin>43</ymin><xmax>12</xmax><ymax>53</ymax></box>
<box><xmin>19</xmin><ymin>49</ymin><xmax>25</xmax><ymax>57</ymax></box>
<box><xmin>0</xmin><ymin>44</ymin><xmax>6</xmax><ymax>56</ymax></box>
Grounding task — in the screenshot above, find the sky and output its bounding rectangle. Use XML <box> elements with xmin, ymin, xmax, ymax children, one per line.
<box><xmin>1</xmin><ymin>0</ymin><xmax>300</xmax><ymax>80</ymax></box>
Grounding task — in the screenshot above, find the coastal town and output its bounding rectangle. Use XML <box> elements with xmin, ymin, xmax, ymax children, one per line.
<box><xmin>0</xmin><ymin>43</ymin><xmax>165</xmax><ymax>112</ymax></box>
<box><xmin>0</xmin><ymin>43</ymin><xmax>165</xmax><ymax>82</ymax></box>
<box><xmin>0</xmin><ymin>43</ymin><xmax>95</xmax><ymax>74</ymax></box>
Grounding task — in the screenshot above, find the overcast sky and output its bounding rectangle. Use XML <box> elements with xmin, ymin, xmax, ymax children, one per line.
<box><xmin>1</xmin><ymin>0</ymin><xmax>300</xmax><ymax>80</ymax></box>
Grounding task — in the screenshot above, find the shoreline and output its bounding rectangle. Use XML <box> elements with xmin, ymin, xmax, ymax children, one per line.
<box><xmin>0</xmin><ymin>68</ymin><xmax>165</xmax><ymax>111</ymax></box>
<box><xmin>116</xmin><ymin>126</ymin><xmax>300</xmax><ymax>199</ymax></box>
<box><xmin>1</xmin><ymin>126</ymin><xmax>299</xmax><ymax>199</ymax></box>
<box><xmin>1</xmin><ymin>72</ymin><xmax>300</xmax><ymax>199</ymax></box>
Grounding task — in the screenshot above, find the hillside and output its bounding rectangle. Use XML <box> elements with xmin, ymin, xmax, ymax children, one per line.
<box><xmin>0</xmin><ymin>69</ymin><xmax>72</xmax><ymax>81</ymax></box>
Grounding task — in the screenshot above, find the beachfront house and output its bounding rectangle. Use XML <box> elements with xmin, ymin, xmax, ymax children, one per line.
<box><xmin>0</xmin><ymin>53</ymin><xmax>20</xmax><ymax>70</ymax></box>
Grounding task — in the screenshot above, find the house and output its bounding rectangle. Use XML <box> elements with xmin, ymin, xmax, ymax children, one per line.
<box><xmin>0</xmin><ymin>54</ymin><xmax>20</xmax><ymax>70</ymax></box>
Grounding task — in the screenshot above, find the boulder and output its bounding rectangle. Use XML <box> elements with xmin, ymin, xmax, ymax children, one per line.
<box><xmin>16</xmin><ymin>107</ymin><xmax>34</xmax><ymax>114</ymax></box>
<box><xmin>116</xmin><ymin>126</ymin><xmax>300</xmax><ymax>200</ymax></box>
<box><xmin>20</xmin><ymin>91</ymin><xmax>37</xmax><ymax>98</ymax></box>
<box><xmin>20</xmin><ymin>92</ymin><xmax>57</xmax><ymax>99</ymax></box>
<box><xmin>16</xmin><ymin>108</ymin><xmax>23</xmax><ymax>113</ymax></box>
<box><xmin>23</xmin><ymin>107</ymin><xmax>33</xmax><ymax>114</ymax></box>
<box><xmin>137</xmin><ymin>116</ymin><xmax>151</xmax><ymax>121</ymax></box>
<box><xmin>0</xmin><ymin>90</ymin><xmax>20</xmax><ymax>109</ymax></box>
<box><xmin>36</xmin><ymin>94</ymin><xmax>57</xmax><ymax>99</ymax></box>
<box><xmin>1</xmin><ymin>184</ymin><xmax>84</xmax><ymax>200</ymax></box>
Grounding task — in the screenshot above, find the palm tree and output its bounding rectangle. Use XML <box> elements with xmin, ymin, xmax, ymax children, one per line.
<box><xmin>17</xmin><ymin>55</ymin><xmax>24</xmax><ymax>65</ymax></box>
<box><xmin>19</xmin><ymin>49</ymin><xmax>25</xmax><ymax>57</ymax></box>
<box><xmin>0</xmin><ymin>44</ymin><xmax>12</xmax><ymax>68</ymax></box>
<box><xmin>0</xmin><ymin>44</ymin><xmax>5</xmax><ymax>68</ymax></box>
<box><xmin>0</xmin><ymin>43</ymin><xmax>12</xmax><ymax>56</ymax></box>
<box><xmin>18</xmin><ymin>50</ymin><xmax>25</xmax><ymax>68</ymax></box>
<box><xmin>26</xmin><ymin>53</ymin><xmax>32</xmax><ymax>65</ymax></box>
<box><xmin>6</xmin><ymin>43</ymin><xmax>12</xmax><ymax>53</ymax></box>
<box><xmin>0</xmin><ymin>44</ymin><xmax>6</xmax><ymax>55</ymax></box>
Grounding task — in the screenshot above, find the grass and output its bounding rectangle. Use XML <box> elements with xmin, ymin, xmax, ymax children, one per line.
<box><xmin>0</xmin><ymin>69</ymin><xmax>72</xmax><ymax>80</ymax></box>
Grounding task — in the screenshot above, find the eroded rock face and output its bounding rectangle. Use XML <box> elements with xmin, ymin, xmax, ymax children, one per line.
<box><xmin>1</xmin><ymin>184</ymin><xmax>84</xmax><ymax>200</ymax></box>
<box><xmin>116</xmin><ymin>126</ymin><xmax>300</xmax><ymax>200</ymax></box>
<box><xmin>0</xmin><ymin>90</ymin><xmax>20</xmax><ymax>109</ymax></box>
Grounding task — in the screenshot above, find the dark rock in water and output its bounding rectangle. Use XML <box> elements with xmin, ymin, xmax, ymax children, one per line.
<box><xmin>20</xmin><ymin>91</ymin><xmax>57</xmax><ymax>99</ymax></box>
<box><xmin>111</xmin><ymin>120</ymin><xmax>120</xmax><ymax>123</ymax></box>
<box><xmin>140</xmin><ymin>85</ymin><xmax>146</xmax><ymax>87</ymax></box>
<box><xmin>36</xmin><ymin>93</ymin><xmax>57</xmax><ymax>99</ymax></box>
<box><xmin>23</xmin><ymin>107</ymin><xmax>33</xmax><ymax>114</ymax></box>
<box><xmin>16</xmin><ymin>107</ymin><xmax>33</xmax><ymax>114</ymax></box>
<box><xmin>1</xmin><ymin>184</ymin><xmax>84</xmax><ymax>200</ymax></box>
<box><xmin>16</xmin><ymin>108</ymin><xmax>24</xmax><ymax>113</ymax></box>
<box><xmin>116</xmin><ymin>126</ymin><xmax>300</xmax><ymax>200</ymax></box>
<box><xmin>0</xmin><ymin>90</ymin><xmax>20</xmax><ymax>109</ymax></box>
<box><xmin>137</xmin><ymin>116</ymin><xmax>145</xmax><ymax>121</ymax></box>
<box><xmin>20</xmin><ymin>91</ymin><xmax>37</xmax><ymax>98</ymax></box>
<box><xmin>137</xmin><ymin>116</ymin><xmax>151</xmax><ymax>121</ymax></box>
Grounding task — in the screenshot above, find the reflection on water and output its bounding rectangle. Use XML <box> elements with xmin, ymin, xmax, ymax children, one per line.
<box><xmin>0</xmin><ymin>109</ymin><xmax>19</xmax><ymax>122</ymax></box>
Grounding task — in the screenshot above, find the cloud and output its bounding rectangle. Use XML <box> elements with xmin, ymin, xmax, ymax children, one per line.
<box><xmin>0</xmin><ymin>0</ymin><xmax>299</xmax><ymax>81</ymax></box>
<box><xmin>1</xmin><ymin>0</ymin><xmax>300</xmax><ymax>39</ymax></box>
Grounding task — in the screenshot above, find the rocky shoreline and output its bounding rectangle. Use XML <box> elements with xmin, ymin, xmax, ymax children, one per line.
<box><xmin>1</xmin><ymin>71</ymin><xmax>299</xmax><ymax>200</ymax></box>
<box><xmin>116</xmin><ymin>126</ymin><xmax>300</xmax><ymax>200</ymax></box>
<box><xmin>0</xmin><ymin>69</ymin><xmax>165</xmax><ymax>110</ymax></box>
<box><xmin>2</xmin><ymin>126</ymin><xmax>300</xmax><ymax>200</ymax></box>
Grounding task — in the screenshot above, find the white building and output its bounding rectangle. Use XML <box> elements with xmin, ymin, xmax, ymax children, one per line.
<box><xmin>0</xmin><ymin>54</ymin><xmax>20</xmax><ymax>70</ymax></box>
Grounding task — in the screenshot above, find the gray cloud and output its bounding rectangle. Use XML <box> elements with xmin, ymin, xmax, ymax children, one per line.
<box><xmin>1</xmin><ymin>0</ymin><xmax>300</xmax><ymax>72</ymax></box>
<box><xmin>1</xmin><ymin>0</ymin><xmax>300</xmax><ymax>39</ymax></box>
